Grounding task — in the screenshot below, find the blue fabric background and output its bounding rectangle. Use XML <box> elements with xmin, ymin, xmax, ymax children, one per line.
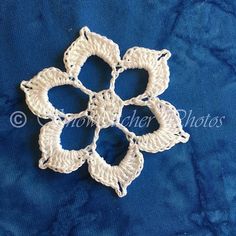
<box><xmin>0</xmin><ymin>0</ymin><xmax>236</xmax><ymax>235</ymax></box>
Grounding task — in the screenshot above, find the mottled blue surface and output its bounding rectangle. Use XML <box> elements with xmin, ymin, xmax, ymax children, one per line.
<box><xmin>0</xmin><ymin>0</ymin><xmax>236</xmax><ymax>235</ymax></box>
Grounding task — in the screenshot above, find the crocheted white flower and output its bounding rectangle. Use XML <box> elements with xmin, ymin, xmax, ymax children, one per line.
<box><xmin>21</xmin><ymin>27</ymin><xmax>189</xmax><ymax>197</ymax></box>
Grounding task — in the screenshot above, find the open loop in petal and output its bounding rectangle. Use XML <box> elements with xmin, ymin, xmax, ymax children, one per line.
<box><xmin>117</xmin><ymin>47</ymin><xmax>171</xmax><ymax>102</ymax></box>
<box><xmin>20</xmin><ymin>67</ymin><xmax>83</xmax><ymax>119</ymax></box>
<box><xmin>39</xmin><ymin>115</ymin><xmax>90</xmax><ymax>173</ymax></box>
<box><xmin>129</xmin><ymin>98</ymin><xmax>190</xmax><ymax>153</ymax></box>
<box><xmin>64</xmin><ymin>27</ymin><xmax>121</xmax><ymax>80</ymax></box>
<box><xmin>87</xmin><ymin>143</ymin><xmax>144</xmax><ymax>197</ymax></box>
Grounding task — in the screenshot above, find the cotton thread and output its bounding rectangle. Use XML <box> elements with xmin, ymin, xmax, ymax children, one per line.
<box><xmin>21</xmin><ymin>26</ymin><xmax>189</xmax><ymax>197</ymax></box>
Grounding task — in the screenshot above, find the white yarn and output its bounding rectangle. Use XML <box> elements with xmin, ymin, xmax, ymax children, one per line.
<box><xmin>20</xmin><ymin>26</ymin><xmax>189</xmax><ymax>197</ymax></box>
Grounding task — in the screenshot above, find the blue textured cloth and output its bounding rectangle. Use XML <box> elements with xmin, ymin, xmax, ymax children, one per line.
<box><xmin>0</xmin><ymin>1</ymin><xmax>236</xmax><ymax>235</ymax></box>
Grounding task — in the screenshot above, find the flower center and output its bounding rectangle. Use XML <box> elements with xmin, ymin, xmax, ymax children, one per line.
<box><xmin>87</xmin><ymin>89</ymin><xmax>123</xmax><ymax>128</ymax></box>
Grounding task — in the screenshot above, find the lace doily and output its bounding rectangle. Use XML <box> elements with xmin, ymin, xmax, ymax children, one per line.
<box><xmin>20</xmin><ymin>26</ymin><xmax>190</xmax><ymax>197</ymax></box>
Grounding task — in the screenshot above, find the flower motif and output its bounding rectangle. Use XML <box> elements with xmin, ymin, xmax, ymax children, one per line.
<box><xmin>20</xmin><ymin>26</ymin><xmax>189</xmax><ymax>197</ymax></box>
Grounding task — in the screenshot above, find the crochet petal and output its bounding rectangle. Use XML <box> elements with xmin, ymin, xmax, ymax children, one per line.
<box><xmin>88</xmin><ymin>143</ymin><xmax>144</xmax><ymax>197</ymax></box>
<box><xmin>121</xmin><ymin>47</ymin><xmax>171</xmax><ymax>100</ymax></box>
<box><xmin>64</xmin><ymin>26</ymin><xmax>121</xmax><ymax>78</ymax></box>
<box><xmin>20</xmin><ymin>67</ymin><xmax>81</xmax><ymax>119</ymax></box>
<box><xmin>39</xmin><ymin>119</ymin><xmax>89</xmax><ymax>173</ymax></box>
<box><xmin>136</xmin><ymin>98</ymin><xmax>189</xmax><ymax>153</ymax></box>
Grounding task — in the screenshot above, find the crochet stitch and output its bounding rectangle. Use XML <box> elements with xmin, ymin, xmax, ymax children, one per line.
<box><xmin>20</xmin><ymin>26</ymin><xmax>189</xmax><ymax>197</ymax></box>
